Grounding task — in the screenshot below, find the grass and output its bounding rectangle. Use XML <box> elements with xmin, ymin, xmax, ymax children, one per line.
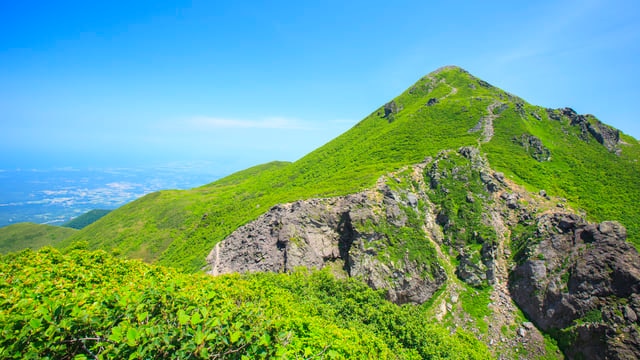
<box><xmin>0</xmin><ymin>223</ymin><xmax>77</xmax><ymax>254</ymax></box>
<box><xmin>483</xmin><ymin>102</ymin><xmax>640</xmax><ymax>244</ymax></box>
<box><xmin>61</xmin><ymin>209</ymin><xmax>111</xmax><ymax>230</ymax></box>
<box><xmin>460</xmin><ymin>286</ymin><xmax>492</xmax><ymax>334</ymax></box>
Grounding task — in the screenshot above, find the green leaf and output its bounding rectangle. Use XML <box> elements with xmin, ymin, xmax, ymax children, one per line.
<box><xmin>259</xmin><ymin>333</ymin><xmax>270</xmax><ymax>346</ymax></box>
<box><xmin>190</xmin><ymin>312</ymin><xmax>201</xmax><ymax>325</ymax></box>
<box><xmin>29</xmin><ymin>318</ymin><xmax>42</xmax><ymax>329</ymax></box>
<box><xmin>194</xmin><ymin>330</ymin><xmax>205</xmax><ymax>345</ymax></box>
<box><xmin>136</xmin><ymin>311</ymin><xmax>148</xmax><ymax>322</ymax></box>
<box><xmin>126</xmin><ymin>328</ymin><xmax>139</xmax><ymax>346</ymax></box>
<box><xmin>230</xmin><ymin>331</ymin><xmax>242</xmax><ymax>344</ymax></box>
<box><xmin>177</xmin><ymin>309</ymin><xmax>190</xmax><ymax>326</ymax></box>
<box><xmin>109</xmin><ymin>327</ymin><xmax>123</xmax><ymax>342</ymax></box>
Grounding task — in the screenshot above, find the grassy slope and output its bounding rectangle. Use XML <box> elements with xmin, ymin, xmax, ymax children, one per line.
<box><xmin>0</xmin><ymin>223</ymin><xmax>77</xmax><ymax>254</ymax></box>
<box><xmin>61</xmin><ymin>66</ymin><xmax>640</xmax><ymax>271</ymax></box>
<box><xmin>62</xmin><ymin>209</ymin><xmax>111</xmax><ymax>230</ymax></box>
<box><xmin>482</xmin><ymin>97</ymin><xmax>640</xmax><ymax>242</ymax></box>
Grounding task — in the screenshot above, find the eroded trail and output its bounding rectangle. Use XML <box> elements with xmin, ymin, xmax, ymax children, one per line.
<box><xmin>209</xmin><ymin>242</ymin><xmax>221</xmax><ymax>276</ymax></box>
<box><xmin>468</xmin><ymin>100</ymin><xmax>501</xmax><ymax>144</ymax></box>
<box><xmin>482</xmin><ymin>101</ymin><xmax>501</xmax><ymax>143</ymax></box>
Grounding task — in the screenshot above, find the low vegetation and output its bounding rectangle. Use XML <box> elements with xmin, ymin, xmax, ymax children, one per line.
<box><xmin>0</xmin><ymin>248</ymin><xmax>491</xmax><ymax>359</ymax></box>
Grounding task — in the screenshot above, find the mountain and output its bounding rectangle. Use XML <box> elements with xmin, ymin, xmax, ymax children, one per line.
<box><xmin>3</xmin><ymin>66</ymin><xmax>640</xmax><ymax>359</ymax></box>
<box><xmin>58</xmin><ymin>66</ymin><xmax>640</xmax><ymax>271</ymax></box>
<box><xmin>0</xmin><ymin>222</ymin><xmax>76</xmax><ymax>253</ymax></box>
<box><xmin>61</xmin><ymin>209</ymin><xmax>111</xmax><ymax>230</ymax></box>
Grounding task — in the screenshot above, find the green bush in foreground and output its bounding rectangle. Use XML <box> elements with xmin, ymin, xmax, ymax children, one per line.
<box><xmin>0</xmin><ymin>248</ymin><xmax>490</xmax><ymax>359</ymax></box>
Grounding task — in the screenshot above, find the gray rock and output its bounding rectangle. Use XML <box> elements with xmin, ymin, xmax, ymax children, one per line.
<box><xmin>501</xmin><ymin>192</ymin><xmax>519</xmax><ymax>209</ymax></box>
<box><xmin>558</xmin><ymin>107</ymin><xmax>621</xmax><ymax>153</ymax></box>
<box><xmin>406</xmin><ymin>193</ymin><xmax>419</xmax><ymax>207</ymax></box>
<box><xmin>459</xmin><ymin>146</ymin><xmax>480</xmax><ymax>160</ymax></box>
<box><xmin>486</xmin><ymin>182</ymin><xmax>499</xmax><ymax>193</ymax></box>
<box><xmin>466</xmin><ymin>192</ymin><xmax>475</xmax><ymax>203</ymax></box>
<box><xmin>513</xmin><ymin>134</ymin><xmax>551</xmax><ymax>162</ymax></box>
<box><xmin>510</xmin><ymin>212</ymin><xmax>640</xmax><ymax>359</ymax></box>
<box><xmin>450</xmin><ymin>293</ymin><xmax>459</xmax><ymax>303</ymax></box>
<box><xmin>207</xmin><ymin>181</ymin><xmax>446</xmax><ymax>305</ymax></box>
<box><xmin>624</xmin><ymin>306</ymin><xmax>638</xmax><ymax>323</ymax></box>
<box><xmin>456</xmin><ymin>252</ymin><xmax>487</xmax><ymax>287</ymax></box>
<box><xmin>383</xmin><ymin>101</ymin><xmax>401</xmax><ymax>122</ymax></box>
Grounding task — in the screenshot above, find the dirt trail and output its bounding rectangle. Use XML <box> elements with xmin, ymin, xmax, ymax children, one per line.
<box><xmin>481</xmin><ymin>101</ymin><xmax>501</xmax><ymax>143</ymax></box>
<box><xmin>468</xmin><ymin>100</ymin><xmax>501</xmax><ymax>144</ymax></box>
<box><xmin>209</xmin><ymin>243</ymin><xmax>221</xmax><ymax>275</ymax></box>
<box><xmin>441</xmin><ymin>85</ymin><xmax>458</xmax><ymax>100</ymax></box>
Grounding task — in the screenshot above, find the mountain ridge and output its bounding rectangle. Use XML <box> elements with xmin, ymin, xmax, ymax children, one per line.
<box><xmin>55</xmin><ymin>66</ymin><xmax>639</xmax><ymax>271</ymax></box>
<box><xmin>2</xmin><ymin>65</ymin><xmax>640</xmax><ymax>358</ymax></box>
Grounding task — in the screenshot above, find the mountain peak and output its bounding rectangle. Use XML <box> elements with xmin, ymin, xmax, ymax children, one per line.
<box><xmin>4</xmin><ymin>66</ymin><xmax>640</xmax><ymax>359</ymax></box>
<box><xmin>429</xmin><ymin>64</ymin><xmax>467</xmax><ymax>74</ymax></box>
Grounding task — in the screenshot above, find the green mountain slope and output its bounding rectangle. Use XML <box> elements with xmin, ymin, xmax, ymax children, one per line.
<box><xmin>59</xmin><ymin>66</ymin><xmax>640</xmax><ymax>271</ymax></box>
<box><xmin>0</xmin><ymin>223</ymin><xmax>77</xmax><ymax>253</ymax></box>
<box><xmin>62</xmin><ymin>209</ymin><xmax>111</xmax><ymax>230</ymax></box>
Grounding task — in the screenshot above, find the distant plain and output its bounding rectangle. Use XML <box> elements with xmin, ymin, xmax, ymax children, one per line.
<box><xmin>0</xmin><ymin>162</ymin><xmax>222</xmax><ymax>227</ymax></box>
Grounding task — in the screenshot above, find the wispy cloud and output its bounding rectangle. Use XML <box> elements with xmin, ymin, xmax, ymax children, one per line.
<box><xmin>187</xmin><ymin>116</ymin><xmax>316</xmax><ymax>130</ymax></box>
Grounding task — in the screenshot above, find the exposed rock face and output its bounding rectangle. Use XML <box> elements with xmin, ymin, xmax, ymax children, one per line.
<box><xmin>556</xmin><ymin>107</ymin><xmax>621</xmax><ymax>153</ymax></box>
<box><xmin>207</xmin><ymin>175</ymin><xmax>446</xmax><ymax>305</ymax></box>
<box><xmin>510</xmin><ymin>213</ymin><xmax>640</xmax><ymax>359</ymax></box>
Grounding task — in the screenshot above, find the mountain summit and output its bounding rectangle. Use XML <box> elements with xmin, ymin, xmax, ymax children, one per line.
<box><xmin>5</xmin><ymin>66</ymin><xmax>640</xmax><ymax>358</ymax></box>
<box><xmin>60</xmin><ymin>66</ymin><xmax>640</xmax><ymax>268</ymax></box>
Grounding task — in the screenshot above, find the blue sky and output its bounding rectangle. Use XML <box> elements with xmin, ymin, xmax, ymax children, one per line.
<box><xmin>1</xmin><ymin>0</ymin><xmax>638</xmax><ymax>172</ymax></box>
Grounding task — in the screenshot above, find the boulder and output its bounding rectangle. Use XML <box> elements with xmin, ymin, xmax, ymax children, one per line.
<box><xmin>510</xmin><ymin>213</ymin><xmax>640</xmax><ymax>359</ymax></box>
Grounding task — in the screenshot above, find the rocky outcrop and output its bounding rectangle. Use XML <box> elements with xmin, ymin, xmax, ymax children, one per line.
<box><xmin>381</xmin><ymin>100</ymin><xmax>402</xmax><ymax>122</ymax></box>
<box><xmin>207</xmin><ymin>176</ymin><xmax>446</xmax><ymax>305</ymax></box>
<box><xmin>552</xmin><ymin>107</ymin><xmax>621</xmax><ymax>153</ymax></box>
<box><xmin>510</xmin><ymin>213</ymin><xmax>640</xmax><ymax>359</ymax></box>
<box><xmin>426</xmin><ymin>147</ymin><xmax>505</xmax><ymax>288</ymax></box>
<box><xmin>513</xmin><ymin>134</ymin><xmax>551</xmax><ymax>162</ymax></box>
